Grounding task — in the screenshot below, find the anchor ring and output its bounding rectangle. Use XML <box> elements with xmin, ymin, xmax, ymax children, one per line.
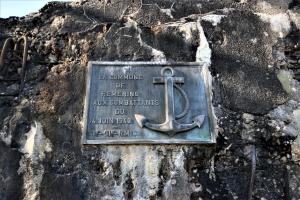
<box><xmin>161</xmin><ymin>67</ymin><xmax>174</xmax><ymax>77</ymax></box>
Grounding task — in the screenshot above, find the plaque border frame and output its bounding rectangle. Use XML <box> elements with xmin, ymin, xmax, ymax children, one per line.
<box><xmin>82</xmin><ymin>61</ymin><xmax>216</xmax><ymax>145</ymax></box>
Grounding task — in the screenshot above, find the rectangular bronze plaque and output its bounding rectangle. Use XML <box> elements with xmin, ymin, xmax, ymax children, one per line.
<box><xmin>82</xmin><ymin>62</ymin><xmax>216</xmax><ymax>144</ymax></box>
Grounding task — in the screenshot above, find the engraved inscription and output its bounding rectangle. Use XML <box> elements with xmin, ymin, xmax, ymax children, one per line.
<box><xmin>99</xmin><ymin>73</ymin><xmax>143</xmax><ymax>80</ymax></box>
<box><xmin>91</xmin><ymin>70</ymin><xmax>159</xmax><ymax>138</ymax></box>
<box><xmin>89</xmin><ymin>117</ymin><xmax>133</xmax><ymax>124</ymax></box>
<box><xmin>93</xmin><ymin>99</ymin><xmax>159</xmax><ymax>106</ymax></box>
<box><xmin>95</xmin><ymin>129</ymin><xmax>136</xmax><ymax>137</ymax></box>
<box><xmin>100</xmin><ymin>91</ymin><xmax>139</xmax><ymax>97</ymax></box>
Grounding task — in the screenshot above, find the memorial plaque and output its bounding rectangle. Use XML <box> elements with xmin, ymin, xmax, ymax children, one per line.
<box><xmin>82</xmin><ymin>62</ymin><xmax>216</xmax><ymax>144</ymax></box>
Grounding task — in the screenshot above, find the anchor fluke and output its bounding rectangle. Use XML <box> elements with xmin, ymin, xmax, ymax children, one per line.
<box><xmin>193</xmin><ymin>115</ymin><xmax>205</xmax><ymax>128</ymax></box>
<box><xmin>135</xmin><ymin>114</ymin><xmax>147</xmax><ymax>128</ymax></box>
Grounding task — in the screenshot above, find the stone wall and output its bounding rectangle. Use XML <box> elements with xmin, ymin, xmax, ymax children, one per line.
<box><xmin>0</xmin><ymin>0</ymin><xmax>299</xmax><ymax>199</ymax></box>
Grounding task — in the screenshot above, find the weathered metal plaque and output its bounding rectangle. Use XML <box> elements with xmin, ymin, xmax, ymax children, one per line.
<box><xmin>82</xmin><ymin>62</ymin><xmax>216</xmax><ymax>144</ymax></box>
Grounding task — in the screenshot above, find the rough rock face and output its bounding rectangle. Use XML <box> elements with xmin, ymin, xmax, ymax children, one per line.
<box><xmin>0</xmin><ymin>0</ymin><xmax>299</xmax><ymax>199</ymax></box>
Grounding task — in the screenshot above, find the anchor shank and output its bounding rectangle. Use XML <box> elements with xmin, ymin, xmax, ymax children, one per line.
<box><xmin>165</xmin><ymin>77</ymin><xmax>175</xmax><ymax>128</ymax></box>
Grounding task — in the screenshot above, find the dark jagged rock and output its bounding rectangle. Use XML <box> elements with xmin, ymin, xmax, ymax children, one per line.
<box><xmin>0</xmin><ymin>0</ymin><xmax>300</xmax><ymax>199</ymax></box>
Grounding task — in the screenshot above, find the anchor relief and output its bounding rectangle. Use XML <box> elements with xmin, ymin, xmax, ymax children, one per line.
<box><xmin>135</xmin><ymin>67</ymin><xmax>205</xmax><ymax>136</ymax></box>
